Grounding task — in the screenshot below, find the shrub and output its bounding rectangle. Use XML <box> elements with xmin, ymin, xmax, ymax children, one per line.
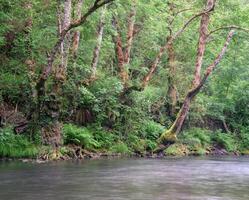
<box><xmin>211</xmin><ymin>131</ymin><xmax>237</xmax><ymax>152</ymax></box>
<box><xmin>91</xmin><ymin>127</ymin><xmax>118</xmax><ymax>150</ymax></box>
<box><xmin>109</xmin><ymin>142</ymin><xmax>130</xmax><ymax>154</ymax></box>
<box><xmin>180</xmin><ymin>128</ymin><xmax>212</xmax><ymax>148</ymax></box>
<box><xmin>238</xmin><ymin>126</ymin><xmax>249</xmax><ymax>151</ymax></box>
<box><xmin>0</xmin><ymin>126</ymin><xmax>38</xmax><ymax>158</ymax></box>
<box><xmin>63</xmin><ymin>124</ymin><xmax>100</xmax><ymax>150</ymax></box>
<box><xmin>126</xmin><ymin>134</ymin><xmax>146</xmax><ymax>154</ymax></box>
<box><xmin>145</xmin><ymin>139</ymin><xmax>157</xmax><ymax>151</ymax></box>
<box><xmin>141</xmin><ymin>120</ymin><xmax>164</xmax><ymax>140</ymax></box>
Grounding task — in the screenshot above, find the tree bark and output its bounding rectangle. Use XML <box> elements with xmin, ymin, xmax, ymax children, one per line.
<box><xmin>166</xmin><ymin>36</ymin><xmax>177</xmax><ymax>117</ymax></box>
<box><xmin>91</xmin><ymin>6</ymin><xmax>106</xmax><ymax>79</ymax></box>
<box><xmin>61</xmin><ymin>0</ymin><xmax>72</xmax><ymax>70</ymax></box>
<box><xmin>192</xmin><ymin>0</ymin><xmax>215</xmax><ymax>87</ymax></box>
<box><xmin>124</xmin><ymin>2</ymin><xmax>136</xmax><ymax>64</ymax></box>
<box><xmin>159</xmin><ymin>30</ymin><xmax>234</xmax><ymax>144</ymax></box>
<box><xmin>142</xmin><ymin>44</ymin><xmax>167</xmax><ymax>88</ymax></box>
<box><xmin>71</xmin><ymin>0</ymin><xmax>84</xmax><ymax>59</ymax></box>
<box><xmin>112</xmin><ymin>16</ymin><xmax>129</xmax><ymax>86</ymax></box>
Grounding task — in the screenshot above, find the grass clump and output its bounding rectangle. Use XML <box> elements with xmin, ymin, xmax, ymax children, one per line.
<box><xmin>0</xmin><ymin>126</ymin><xmax>38</xmax><ymax>158</ymax></box>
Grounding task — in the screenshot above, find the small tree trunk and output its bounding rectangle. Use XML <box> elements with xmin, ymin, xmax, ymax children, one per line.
<box><xmin>61</xmin><ymin>0</ymin><xmax>72</xmax><ymax>69</ymax></box>
<box><xmin>192</xmin><ymin>0</ymin><xmax>214</xmax><ymax>87</ymax></box>
<box><xmin>91</xmin><ymin>6</ymin><xmax>106</xmax><ymax>79</ymax></box>
<box><xmin>71</xmin><ymin>0</ymin><xmax>84</xmax><ymax>60</ymax></box>
<box><xmin>112</xmin><ymin>17</ymin><xmax>129</xmax><ymax>86</ymax></box>
<box><xmin>124</xmin><ymin>2</ymin><xmax>136</xmax><ymax>65</ymax></box>
<box><xmin>166</xmin><ymin>36</ymin><xmax>178</xmax><ymax>117</ymax></box>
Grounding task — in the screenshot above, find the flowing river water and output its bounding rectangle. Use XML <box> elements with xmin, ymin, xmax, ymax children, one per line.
<box><xmin>0</xmin><ymin>157</ymin><xmax>249</xmax><ymax>200</ymax></box>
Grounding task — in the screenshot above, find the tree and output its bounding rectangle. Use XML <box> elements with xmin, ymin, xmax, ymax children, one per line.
<box><xmin>35</xmin><ymin>0</ymin><xmax>114</xmax><ymax>148</ymax></box>
<box><xmin>159</xmin><ymin>0</ymin><xmax>237</xmax><ymax>144</ymax></box>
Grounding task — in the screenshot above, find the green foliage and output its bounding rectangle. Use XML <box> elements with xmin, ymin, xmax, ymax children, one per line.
<box><xmin>145</xmin><ymin>139</ymin><xmax>157</xmax><ymax>151</ymax></box>
<box><xmin>180</xmin><ymin>128</ymin><xmax>212</xmax><ymax>148</ymax></box>
<box><xmin>141</xmin><ymin>120</ymin><xmax>164</xmax><ymax>140</ymax></box>
<box><xmin>91</xmin><ymin>127</ymin><xmax>118</xmax><ymax>150</ymax></box>
<box><xmin>0</xmin><ymin>126</ymin><xmax>38</xmax><ymax>158</ymax></box>
<box><xmin>211</xmin><ymin>131</ymin><xmax>237</xmax><ymax>152</ymax></box>
<box><xmin>63</xmin><ymin>124</ymin><xmax>100</xmax><ymax>150</ymax></box>
<box><xmin>238</xmin><ymin>126</ymin><xmax>249</xmax><ymax>151</ymax></box>
<box><xmin>109</xmin><ymin>142</ymin><xmax>130</xmax><ymax>154</ymax></box>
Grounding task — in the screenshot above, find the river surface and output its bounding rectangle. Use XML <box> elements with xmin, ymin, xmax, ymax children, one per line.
<box><xmin>0</xmin><ymin>157</ymin><xmax>249</xmax><ymax>200</ymax></box>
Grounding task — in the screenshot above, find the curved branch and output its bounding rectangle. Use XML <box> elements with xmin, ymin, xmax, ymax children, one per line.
<box><xmin>200</xmin><ymin>30</ymin><xmax>235</xmax><ymax>87</ymax></box>
<box><xmin>208</xmin><ymin>25</ymin><xmax>249</xmax><ymax>37</ymax></box>
<box><xmin>37</xmin><ymin>0</ymin><xmax>114</xmax><ymax>97</ymax></box>
<box><xmin>173</xmin><ymin>5</ymin><xmax>215</xmax><ymax>40</ymax></box>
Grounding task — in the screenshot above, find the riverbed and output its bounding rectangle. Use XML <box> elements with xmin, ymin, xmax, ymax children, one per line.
<box><xmin>0</xmin><ymin>157</ymin><xmax>249</xmax><ymax>200</ymax></box>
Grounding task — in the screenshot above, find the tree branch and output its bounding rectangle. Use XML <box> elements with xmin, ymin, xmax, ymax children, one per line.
<box><xmin>39</xmin><ymin>0</ymin><xmax>114</xmax><ymax>82</ymax></box>
<box><xmin>200</xmin><ymin>30</ymin><xmax>235</xmax><ymax>87</ymax></box>
<box><xmin>37</xmin><ymin>0</ymin><xmax>114</xmax><ymax>98</ymax></box>
<box><xmin>208</xmin><ymin>25</ymin><xmax>249</xmax><ymax>37</ymax></box>
<box><xmin>173</xmin><ymin>5</ymin><xmax>215</xmax><ymax>40</ymax></box>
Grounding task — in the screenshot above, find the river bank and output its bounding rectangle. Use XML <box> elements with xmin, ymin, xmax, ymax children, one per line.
<box><xmin>0</xmin><ymin>143</ymin><xmax>245</xmax><ymax>164</ymax></box>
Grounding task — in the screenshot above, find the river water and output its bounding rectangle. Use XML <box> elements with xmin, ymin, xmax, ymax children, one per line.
<box><xmin>0</xmin><ymin>157</ymin><xmax>249</xmax><ymax>200</ymax></box>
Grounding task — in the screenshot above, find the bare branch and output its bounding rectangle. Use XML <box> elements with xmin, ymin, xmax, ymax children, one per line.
<box><xmin>201</xmin><ymin>30</ymin><xmax>235</xmax><ymax>86</ymax></box>
<box><xmin>173</xmin><ymin>5</ymin><xmax>215</xmax><ymax>40</ymax></box>
<box><xmin>174</xmin><ymin>8</ymin><xmax>193</xmax><ymax>17</ymax></box>
<box><xmin>208</xmin><ymin>25</ymin><xmax>249</xmax><ymax>37</ymax></box>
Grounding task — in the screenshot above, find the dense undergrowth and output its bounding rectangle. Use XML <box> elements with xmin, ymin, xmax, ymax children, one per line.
<box><xmin>1</xmin><ymin>124</ymin><xmax>249</xmax><ymax>159</ymax></box>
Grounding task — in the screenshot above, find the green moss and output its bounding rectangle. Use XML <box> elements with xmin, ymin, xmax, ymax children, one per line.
<box><xmin>158</xmin><ymin>129</ymin><xmax>177</xmax><ymax>144</ymax></box>
<box><xmin>164</xmin><ymin>143</ymin><xmax>189</xmax><ymax>156</ymax></box>
<box><xmin>241</xmin><ymin>150</ymin><xmax>249</xmax><ymax>155</ymax></box>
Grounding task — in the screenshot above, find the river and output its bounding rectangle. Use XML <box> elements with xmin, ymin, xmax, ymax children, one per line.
<box><xmin>0</xmin><ymin>157</ymin><xmax>249</xmax><ymax>200</ymax></box>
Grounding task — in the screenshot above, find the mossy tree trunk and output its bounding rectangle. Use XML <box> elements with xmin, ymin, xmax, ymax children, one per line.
<box><xmin>160</xmin><ymin>30</ymin><xmax>235</xmax><ymax>144</ymax></box>
<box><xmin>159</xmin><ymin>0</ymin><xmax>235</xmax><ymax>144</ymax></box>
<box><xmin>166</xmin><ymin>36</ymin><xmax>178</xmax><ymax>117</ymax></box>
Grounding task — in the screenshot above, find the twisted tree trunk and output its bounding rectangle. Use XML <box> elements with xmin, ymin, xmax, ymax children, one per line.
<box><xmin>159</xmin><ymin>0</ymin><xmax>236</xmax><ymax>144</ymax></box>
<box><xmin>159</xmin><ymin>29</ymin><xmax>234</xmax><ymax>144</ymax></box>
